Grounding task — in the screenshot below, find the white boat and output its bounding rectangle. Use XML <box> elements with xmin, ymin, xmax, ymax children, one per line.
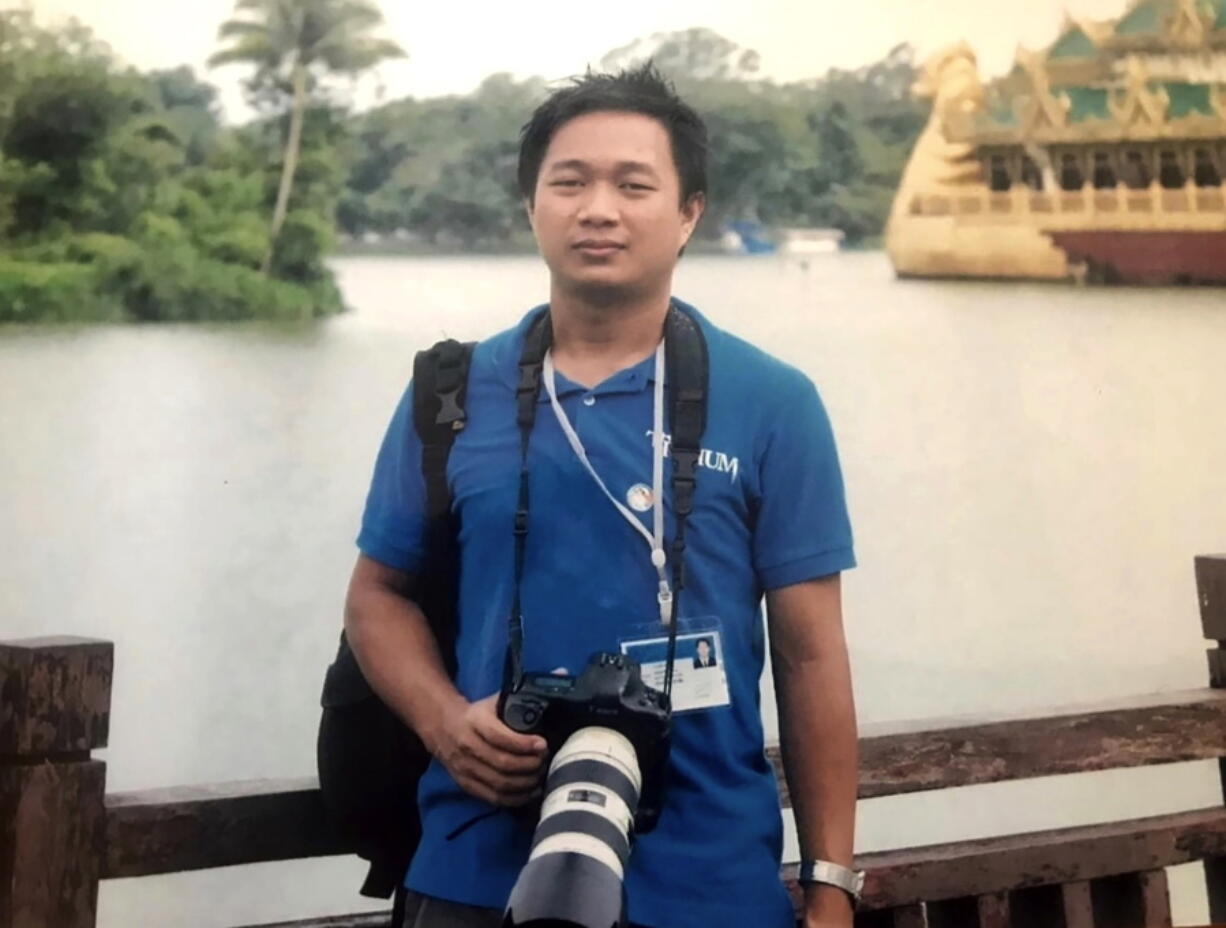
<box><xmin>776</xmin><ymin>227</ymin><xmax>845</xmax><ymax>255</ymax></box>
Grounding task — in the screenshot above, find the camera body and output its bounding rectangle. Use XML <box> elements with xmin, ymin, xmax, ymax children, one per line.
<box><xmin>499</xmin><ymin>651</ymin><xmax>671</xmax><ymax>833</ymax></box>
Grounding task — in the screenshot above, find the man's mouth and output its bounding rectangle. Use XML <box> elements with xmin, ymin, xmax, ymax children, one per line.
<box><xmin>574</xmin><ymin>241</ymin><xmax>625</xmax><ymax>257</ymax></box>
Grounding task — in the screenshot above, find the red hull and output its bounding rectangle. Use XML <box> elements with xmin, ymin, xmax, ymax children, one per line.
<box><xmin>1048</xmin><ymin>231</ymin><xmax>1226</xmax><ymax>285</ymax></box>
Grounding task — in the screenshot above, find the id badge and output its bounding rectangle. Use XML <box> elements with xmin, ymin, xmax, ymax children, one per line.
<box><xmin>618</xmin><ymin>617</ymin><xmax>732</xmax><ymax>714</ymax></box>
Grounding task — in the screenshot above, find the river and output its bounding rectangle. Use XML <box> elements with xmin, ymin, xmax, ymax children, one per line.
<box><xmin>1</xmin><ymin>252</ymin><xmax>1221</xmax><ymax>926</ymax></box>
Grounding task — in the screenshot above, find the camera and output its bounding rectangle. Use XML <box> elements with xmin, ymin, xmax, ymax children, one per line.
<box><xmin>498</xmin><ymin>652</ymin><xmax>672</xmax><ymax>928</ymax></box>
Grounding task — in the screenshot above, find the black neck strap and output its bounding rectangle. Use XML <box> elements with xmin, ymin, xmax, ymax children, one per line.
<box><xmin>509</xmin><ymin>310</ymin><xmax>550</xmax><ymax>686</ymax></box>
<box><xmin>507</xmin><ymin>304</ymin><xmax>707</xmax><ymax>701</ymax></box>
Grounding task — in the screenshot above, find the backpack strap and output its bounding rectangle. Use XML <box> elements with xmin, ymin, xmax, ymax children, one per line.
<box><xmin>413</xmin><ymin>339</ymin><xmax>476</xmax><ymax>520</ymax></box>
<box><xmin>664</xmin><ymin>306</ymin><xmax>709</xmax><ymax>593</ymax></box>
<box><xmin>319</xmin><ymin>336</ymin><xmax>472</xmax><ymax>710</ymax></box>
<box><xmin>662</xmin><ymin>305</ymin><xmax>709</xmax><ymax>692</ymax></box>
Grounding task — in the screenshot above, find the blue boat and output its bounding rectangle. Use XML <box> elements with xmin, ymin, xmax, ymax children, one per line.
<box><xmin>721</xmin><ymin>220</ymin><xmax>777</xmax><ymax>254</ymax></box>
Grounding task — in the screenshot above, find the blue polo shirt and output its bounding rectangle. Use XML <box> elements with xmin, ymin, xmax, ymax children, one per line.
<box><xmin>357</xmin><ymin>299</ymin><xmax>855</xmax><ymax>928</ymax></box>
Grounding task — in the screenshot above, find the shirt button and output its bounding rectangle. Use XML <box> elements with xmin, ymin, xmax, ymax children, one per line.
<box><xmin>582</xmin><ymin>395</ymin><xmax>596</xmax><ymax>407</ymax></box>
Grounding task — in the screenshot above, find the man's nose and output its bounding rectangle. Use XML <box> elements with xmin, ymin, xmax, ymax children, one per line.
<box><xmin>577</xmin><ymin>181</ymin><xmax>618</xmax><ymax>225</ymax></box>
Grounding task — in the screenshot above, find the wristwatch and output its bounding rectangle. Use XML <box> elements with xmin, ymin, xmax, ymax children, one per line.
<box><xmin>798</xmin><ymin>859</ymin><xmax>866</xmax><ymax>906</ymax></box>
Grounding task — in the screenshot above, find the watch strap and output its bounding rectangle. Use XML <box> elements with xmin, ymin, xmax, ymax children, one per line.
<box><xmin>798</xmin><ymin>859</ymin><xmax>865</xmax><ymax>904</ymax></box>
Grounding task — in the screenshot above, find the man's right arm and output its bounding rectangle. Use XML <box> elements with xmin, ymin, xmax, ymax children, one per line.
<box><xmin>343</xmin><ymin>553</ymin><xmax>547</xmax><ymax>806</ymax></box>
<box><xmin>344</xmin><ymin>554</ymin><xmax>461</xmax><ymax>749</ymax></box>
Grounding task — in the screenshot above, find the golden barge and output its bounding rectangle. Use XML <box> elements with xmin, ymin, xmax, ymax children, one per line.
<box><xmin>887</xmin><ymin>0</ymin><xmax>1226</xmax><ymax>284</ymax></box>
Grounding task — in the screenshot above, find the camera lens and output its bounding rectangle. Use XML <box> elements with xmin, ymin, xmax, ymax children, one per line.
<box><xmin>503</xmin><ymin>727</ymin><xmax>642</xmax><ymax>928</ymax></box>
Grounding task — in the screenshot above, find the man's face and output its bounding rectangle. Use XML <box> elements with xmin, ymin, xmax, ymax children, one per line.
<box><xmin>697</xmin><ymin>640</ymin><xmax>710</xmax><ymax>660</ymax></box>
<box><xmin>527</xmin><ymin>110</ymin><xmax>704</xmax><ymax>302</ymax></box>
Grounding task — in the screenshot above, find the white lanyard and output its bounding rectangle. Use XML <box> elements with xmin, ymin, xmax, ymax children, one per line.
<box><xmin>542</xmin><ymin>342</ymin><xmax>673</xmax><ymax>626</ymax></box>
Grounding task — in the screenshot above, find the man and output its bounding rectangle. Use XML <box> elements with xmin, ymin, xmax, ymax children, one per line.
<box><xmin>345</xmin><ymin>63</ymin><xmax>859</xmax><ymax>928</ymax></box>
<box><xmin>693</xmin><ymin>637</ymin><xmax>717</xmax><ymax>669</ymax></box>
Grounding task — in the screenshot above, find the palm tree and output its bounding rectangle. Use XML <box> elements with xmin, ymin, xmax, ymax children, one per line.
<box><xmin>209</xmin><ymin>0</ymin><xmax>404</xmax><ymax>273</ymax></box>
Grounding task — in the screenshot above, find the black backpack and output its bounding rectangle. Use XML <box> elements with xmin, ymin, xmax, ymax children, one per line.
<box><xmin>316</xmin><ymin>309</ymin><xmax>709</xmax><ymax>919</ymax></box>
<box><xmin>316</xmin><ymin>338</ymin><xmax>474</xmax><ymax>914</ymax></box>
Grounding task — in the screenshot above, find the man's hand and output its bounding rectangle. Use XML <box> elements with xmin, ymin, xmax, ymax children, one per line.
<box><xmin>431</xmin><ymin>693</ymin><xmax>549</xmax><ymax>807</ymax></box>
<box><xmin>803</xmin><ymin>883</ymin><xmax>854</xmax><ymax>928</ymax></box>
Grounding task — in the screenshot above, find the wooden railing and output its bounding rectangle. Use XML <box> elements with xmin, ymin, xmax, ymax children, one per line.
<box><xmin>3</xmin><ymin>555</ymin><xmax>1225</xmax><ymax>928</ymax></box>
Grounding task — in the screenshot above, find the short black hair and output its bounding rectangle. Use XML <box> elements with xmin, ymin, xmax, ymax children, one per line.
<box><xmin>517</xmin><ymin>61</ymin><xmax>708</xmax><ymax>207</ymax></box>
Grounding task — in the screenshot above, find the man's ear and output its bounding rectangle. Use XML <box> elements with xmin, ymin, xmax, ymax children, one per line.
<box><xmin>680</xmin><ymin>193</ymin><xmax>706</xmax><ymax>247</ymax></box>
<box><xmin>523</xmin><ymin>197</ymin><xmax>536</xmax><ymax>231</ymax></box>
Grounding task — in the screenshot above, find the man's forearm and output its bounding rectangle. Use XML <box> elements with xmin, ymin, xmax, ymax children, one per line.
<box><xmin>774</xmin><ymin>641</ymin><xmax>858</xmax><ymax>867</ymax></box>
<box><xmin>344</xmin><ymin>575</ymin><xmax>466</xmax><ymax>754</ymax></box>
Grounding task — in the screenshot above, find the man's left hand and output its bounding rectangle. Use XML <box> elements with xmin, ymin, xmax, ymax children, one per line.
<box><xmin>803</xmin><ymin>883</ymin><xmax>854</xmax><ymax>928</ymax></box>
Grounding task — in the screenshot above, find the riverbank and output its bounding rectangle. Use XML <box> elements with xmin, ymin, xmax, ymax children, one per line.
<box><xmin>332</xmin><ymin>235</ymin><xmax>885</xmax><ymax>259</ymax></box>
<box><xmin>331</xmin><ymin>236</ymin><xmax>733</xmax><ymax>258</ymax></box>
<box><xmin>0</xmin><ymin>240</ymin><xmax>345</xmax><ymax>325</ymax></box>
<box><xmin>0</xmin><ymin>238</ymin><xmax>896</xmax><ymax>328</ymax></box>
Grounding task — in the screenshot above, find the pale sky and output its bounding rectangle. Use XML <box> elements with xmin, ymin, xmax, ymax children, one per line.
<box><xmin>20</xmin><ymin>0</ymin><xmax>1131</xmax><ymax>123</ymax></box>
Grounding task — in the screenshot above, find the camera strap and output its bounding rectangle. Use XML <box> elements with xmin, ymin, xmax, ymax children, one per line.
<box><xmin>509</xmin><ymin>304</ymin><xmax>708</xmax><ymax>699</ymax></box>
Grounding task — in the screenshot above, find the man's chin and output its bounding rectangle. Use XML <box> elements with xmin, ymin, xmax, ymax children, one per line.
<box><xmin>562</xmin><ymin>274</ymin><xmax>643</xmax><ymax>307</ymax></box>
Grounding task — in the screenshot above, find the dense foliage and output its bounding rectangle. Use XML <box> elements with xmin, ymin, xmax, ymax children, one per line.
<box><xmin>339</xmin><ymin>32</ymin><xmax>927</xmax><ymax>250</ymax></box>
<box><xmin>0</xmin><ymin>14</ymin><xmax>926</xmax><ymax>323</ymax></box>
<box><xmin>0</xmin><ymin>9</ymin><xmax>350</xmax><ymax>323</ymax></box>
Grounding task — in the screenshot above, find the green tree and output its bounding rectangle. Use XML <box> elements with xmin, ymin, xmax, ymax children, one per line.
<box><xmin>0</xmin><ymin>14</ymin><xmax>172</xmax><ymax>241</ymax></box>
<box><xmin>600</xmin><ymin>27</ymin><xmax>760</xmax><ymax>82</ymax></box>
<box><xmin>809</xmin><ymin>102</ymin><xmax>863</xmax><ymax>187</ymax></box>
<box><xmin>208</xmin><ymin>0</ymin><xmax>404</xmax><ymax>272</ymax></box>
<box><xmin>147</xmin><ymin>66</ymin><xmax>223</xmax><ymax>165</ymax></box>
<box><xmin>0</xmin><ymin>12</ymin><xmax>345</xmax><ymax>323</ymax></box>
<box><xmin>329</xmin><ymin>33</ymin><xmax>924</xmax><ymax>249</ymax></box>
<box><xmin>408</xmin><ymin>139</ymin><xmax>522</xmax><ymax>248</ymax></box>
<box><xmin>338</xmin><ymin>73</ymin><xmax>544</xmax><ymax>240</ymax></box>
<box><xmin>703</xmin><ymin>108</ymin><xmax>790</xmax><ymax>228</ymax></box>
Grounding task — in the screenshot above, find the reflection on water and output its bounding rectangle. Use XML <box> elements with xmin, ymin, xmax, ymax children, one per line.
<box><xmin>1</xmin><ymin>253</ymin><xmax>1221</xmax><ymax>926</ymax></box>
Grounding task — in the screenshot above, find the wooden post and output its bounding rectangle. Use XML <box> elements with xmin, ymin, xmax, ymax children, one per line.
<box><xmin>1194</xmin><ymin>555</ymin><xmax>1226</xmax><ymax>922</ymax></box>
<box><xmin>1135</xmin><ymin>870</ymin><xmax>1172</xmax><ymax>927</ymax></box>
<box><xmin>0</xmin><ymin>637</ymin><xmax>112</xmax><ymax>928</ymax></box>
<box><xmin>1060</xmin><ymin>881</ymin><xmax>1094</xmax><ymax>928</ymax></box>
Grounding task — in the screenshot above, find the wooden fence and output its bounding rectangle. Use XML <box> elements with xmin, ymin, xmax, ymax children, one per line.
<box><xmin>3</xmin><ymin>555</ymin><xmax>1225</xmax><ymax>928</ymax></box>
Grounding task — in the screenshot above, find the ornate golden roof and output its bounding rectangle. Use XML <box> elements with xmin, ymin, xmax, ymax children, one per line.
<box><xmin>936</xmin><ymin>0</ymin><xmax>1226</xmax><ymax>145</ymax></box>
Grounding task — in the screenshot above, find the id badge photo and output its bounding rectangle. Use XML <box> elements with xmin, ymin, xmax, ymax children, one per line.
<box><xmin>618</xmin><ymin>617</ymin><xmax>732</xmax><ymax>714</ymax></box>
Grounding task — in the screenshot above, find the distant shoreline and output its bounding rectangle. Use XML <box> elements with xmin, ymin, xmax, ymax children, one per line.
<box><xmin>332</xmin><ymin>238</ymin><xmax>885</xmax><ymax>259</ymax></box>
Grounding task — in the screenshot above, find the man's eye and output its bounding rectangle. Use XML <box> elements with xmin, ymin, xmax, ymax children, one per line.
<box><xmin>551</xmin><ymin>179</ymin><xmax>582</xmax><ymax>187</ymax></box>
<box><xmin>623</xmin><ymin>183</ymin><xmax>653</xmax><ymax>191</ymax></box>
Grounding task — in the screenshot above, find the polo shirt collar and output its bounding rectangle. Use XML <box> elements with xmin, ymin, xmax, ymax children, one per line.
<box><xmin>494</xmin><ymin>304</ymin><xmax>662</xmax><ymax>401</ymax></box>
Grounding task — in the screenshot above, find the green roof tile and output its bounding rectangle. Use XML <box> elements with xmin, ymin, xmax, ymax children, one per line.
<box><xmin>1049</xmin><ymin>26</ymin><xmax>1098</xmax><ymax>58</ymax></box>
<box><xmin>1063</xmin><ymin>86</ymin><xmax>1111</xmax><ymax>121</ymax></box>
<box><xmin>1116</xmin><ymin>0</ymin><xmax>1167</xmax><ymax>35</ymax></box>
<box><xmin>1165</xmin><ymin>81</ymin><xmax>1215</xmax><ymax>117</ymax></box>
